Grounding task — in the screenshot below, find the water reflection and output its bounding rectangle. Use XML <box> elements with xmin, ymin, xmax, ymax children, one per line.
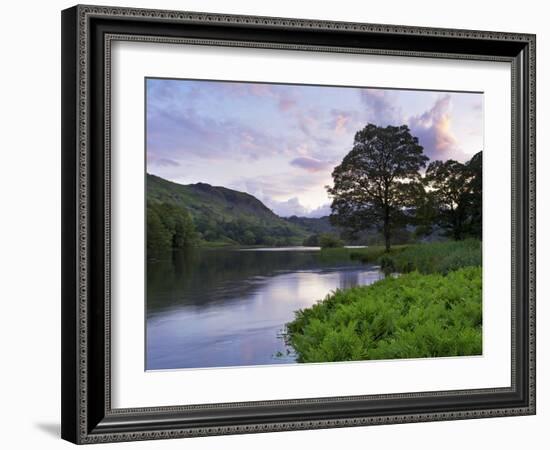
<box><xmin>146</xmin><ymin>247</ymin><xmax>383</xmax><ymax>370</ymax></box>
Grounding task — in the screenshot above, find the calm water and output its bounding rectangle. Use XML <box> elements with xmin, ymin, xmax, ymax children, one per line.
<box><xmin>146</xmin><ymin>247</ymin><xmax>383</xmax><ymax>370</ymax></box>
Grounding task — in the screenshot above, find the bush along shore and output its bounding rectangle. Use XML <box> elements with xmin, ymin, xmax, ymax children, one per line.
<box><xmin>286</xmin><ymin>240</ymin><xmax>482</xmax><ymax>363</ymax></box>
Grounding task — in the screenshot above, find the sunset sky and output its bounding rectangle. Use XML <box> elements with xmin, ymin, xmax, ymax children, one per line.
<box><xmin>146</xmin><ymin>78</ymin><xmax>483</xmax><ymax>218</ymax></box>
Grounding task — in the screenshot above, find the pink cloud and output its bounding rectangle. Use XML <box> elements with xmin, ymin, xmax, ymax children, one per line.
<box><xmin>335</xmin><ymin>114</ymin><xmax>350</xmax><ymax>134</ymax></box>
<box><xmin>297</xmin><ymin>114</ymin><xmax>319</xmax><ymax>137</ymax></box>
<box><xmin>250</xmin><ymin>84</ymin><xmax>274</xmax><ymax>97</ymax></box>
<box><xmin>290</xmin><ymin>157</ymin><xmax>333</xmax><ymax>173</ymax></box>
<box><xmin>408</xmin><ymin>95</ymin><xmax>465</xmax><ymax>161</ymax></box>
<box><xmin>278</xmin><ymin>97</ymin><xmax>296</xmax><ymax>111</ymax></box>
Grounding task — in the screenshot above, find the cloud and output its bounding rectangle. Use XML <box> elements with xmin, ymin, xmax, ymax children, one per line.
<box><xmin>296</xmin><ymin>110</ymin><xmax>321</xmax><ymax>138</ymax></box>
<box><xmin>249</xmin><ymin>84</ymin><xmax>273</xmax><ymax>96</ymax></box>
<box><xmin>328</xmin><ymin>109</ymin><xmax>358</xmax><ymax>135</ymax></box>
<box><xmin>472</xmin><ymin>100</ymin><xmax>483</xmax><ymax>112</ymax></box>
<box><xmin>267</xmin><ymin>197</ymin><xmax>309</xmax><ymax>217</ymax></box>
<box><xmin>230</xmin><ymin>172</ymin><xmax>324</xmax><ymax>200</ymax></box>
<box><xmin>147</xmin><ymin>103</ymin><xmax>292</xmax><ymax>162</ymax></box>
<box><xmin>218</xmin><ymin>82</ymin><xmax>297</xmax><ymax>112</ymax></box>
<box><xmin>199</xmin><ymin>81</ymin><xmax>273</xmax><ymax>98</ymax></box>
<box><xmin>295</xmin><ymin>143</ymin><xmax>311</xmax><ymax>156</ymax></box>
<box><xmin>146</xmin><ymin>152</ymin><xmax>181</xmax><ymax>167</ymax></box>
<box><xmin>290</xmin><ymin>157</ymin><xmax>333</xmax><ymax>173</ymax></box>
<box><xmin>147</xmin><ymin>155</ymin><xmax>180</xmax><ymax>167</ymax></box>
<box><xmin>360</xmin><ymin>89</ymin><xmax>403</xmax><ymax>126</ymax></box>
<box><xmin>228</xmin><ymin>171</ymin><xmax>331</xmax><ymax>217</ymax></box>
<box><xmin>334</xmin><ymin>115</ymin><xmax>348</xmax><ymax>134</ymax></box>
<box><xmin>291</xmin><ymin>108</ymin><xmax>354</xmax><ymax>162</ymax></box>
<box><xmin>408</xmin><ymin>95</ymin><xmax>465</xmax><ymax>161</ymax></box>
<box><xmin>306</xmin><ymin>203</ymin><xmax>332</xmax><ymax>218</ymax></box>
<box><xmin>147</xmin><ymin>79</ymin><xmax>306</xmax><ymax>163</ymax></box>
<box><xmin>278</xmin><ymin>97</ymin><xmax>297</xmax><ymax>111</ymax></box>
<box><xmin>261</xmin><ymin>197</ymin><xmax>331</xmax><ymax>218</ymax></box>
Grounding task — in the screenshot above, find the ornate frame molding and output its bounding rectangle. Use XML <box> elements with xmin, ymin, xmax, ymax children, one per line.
<box><xmin>61</xmin><ymin>5</ymin><xmax>536</xmax><ymax>444</ymax></box>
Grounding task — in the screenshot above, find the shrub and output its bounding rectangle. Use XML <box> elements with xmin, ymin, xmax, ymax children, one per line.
<box><xmin>303</xmin><ymin>234</ymin><xmax>320</xmax><ymax>246</ymax></box>
<box><xmin>319</xmin><ymin>233</ymin><xmax>344</xmax><ymax>248</ymax></box>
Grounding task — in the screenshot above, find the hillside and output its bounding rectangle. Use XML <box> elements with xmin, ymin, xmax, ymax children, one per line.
<box><xmin>286</xmin><ymin>215</ymin><xmax>335</xmax><ymax>235</ymax></box>
<box><xmin>147</xmin><ymin>174</ymin><xmax>309</xmax><ymax>246</ymax></box>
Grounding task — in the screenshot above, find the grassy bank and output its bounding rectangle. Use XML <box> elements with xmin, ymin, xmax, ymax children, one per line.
<box><xmin>348</xmin><ymin>239</ymin><xmax>481</xmax><ymax>274</ymax></box>
<box><xmin>286</xmin><ymin>240</ymin><xmax>482</xmax><ymax>363</ymax></box>
<box><xmin>378</xmin><ymin>239</ymin><xmax>481</xmax><ymax>275</ymax></box>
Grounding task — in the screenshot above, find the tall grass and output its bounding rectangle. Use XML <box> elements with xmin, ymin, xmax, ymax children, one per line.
<box><xmin>379</xmin><ymin>239</ymin><xmax>481</xmax><ymax>275</ymax></box>
<box><xmin>349</xmin><ymin>245</ymin><xmax>408</xmax><ymax>264</ymax></box>
<box><xmin>286</xmin><ymin>267</ymin><xmax>482</xmax><ymax>362</ymax></box>
<box><xmin>348</xmin><ymin>240</ymin><xmax>481</xmax><ymax>274</ymax></box>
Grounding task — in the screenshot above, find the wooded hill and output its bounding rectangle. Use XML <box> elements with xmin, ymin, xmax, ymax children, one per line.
<box><xmin>147</xmin><ymin>174</ymin><xmax>334</xmax><ymax>248</ymax></box>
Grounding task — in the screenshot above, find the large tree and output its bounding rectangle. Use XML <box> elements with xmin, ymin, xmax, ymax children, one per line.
<box><xmin>327</xmin><ymin>124</ymin><xmax>428</xmax><ymax>251</ymax></box>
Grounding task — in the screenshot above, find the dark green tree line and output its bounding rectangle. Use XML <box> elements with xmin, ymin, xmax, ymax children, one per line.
<box><xmin>147</xmin><ymin>202</ymin><xmax>198</xmax><ymax>254</ymax></box>
<box><xmin>425</xmin><ymin>151</ymin><xmax>482</xmax><ymax>240</ymax></box>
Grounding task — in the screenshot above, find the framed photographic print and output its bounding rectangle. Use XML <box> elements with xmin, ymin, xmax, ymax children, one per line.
<box><xmin>61</xmin><ymin>5</ymin><xmax>536</xmax><ymax>444</ymax></box>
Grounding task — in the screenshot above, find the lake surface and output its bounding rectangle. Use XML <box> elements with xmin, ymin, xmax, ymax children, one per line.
<box><xmin>146</xmin><ymin>247</ymin><xmax>384</xmax><ymax>370</ymax></box>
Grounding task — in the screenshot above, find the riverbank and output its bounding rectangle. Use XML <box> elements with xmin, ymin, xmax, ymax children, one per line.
<box><xmin>286</xmin><ymin>240</ymin><xmax>482</xmax><ymax>363</ymax></box>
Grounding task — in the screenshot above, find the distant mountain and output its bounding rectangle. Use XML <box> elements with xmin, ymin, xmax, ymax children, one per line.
<box><xmin>147</xmin><ymin>174</ymin><xmax>309</xmax><ymax>246</ymax></box>
<box><xmin>286</xmin><ymin>215</ymin><xmax>336</xmax><ymax>235</ymax></box>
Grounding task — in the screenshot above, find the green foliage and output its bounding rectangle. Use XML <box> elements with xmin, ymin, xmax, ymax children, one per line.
<box><xmin>303</xmin><ymin>234</ymin><xmax>320</xmax><ymax>246</ymax></box>
<box><xmin>327</xmin><ymin>124</ymin><xmax>428</xmax><ymax>251</ymax></box>
<box><xmin>363</xmin><ymin>227</ymin><xmax>415</xmax><ymax>246</ymax></box>
<box><xmin>409</xmin><ymin>182</ymin><xmax>438</xmax><ymax>238</ymax></box>
<box><xmin>286</xmin><ymin>267</ymin><xmax>482</xmax><ymax>362</ymax></box>
<box><xmin>348</xmin><ymin>239</ymin><xmax>481</xmax><ymax>274</ymax></box>
<box><xmin>319</xmin><ymin>233</ymin><xmax>344</xmax><ymax>248</ymax></box>
<box><xmin>424</xmin><ymin>151</ymin><xmax>482</xmax><ymax>240</ymax></box>
<box><xmin>287</xmin><ymin>216</ymin><xmax>336</xmax><ymax>235</ymax></box>
<box><xmin>147</xmin><ymin>206</ymin><xmax>172</xmax><ymax>252</ymax></box>
<box><xmin>242</xmin><ymin>230</ymin><xmax>256</xmax><ymax>246</ymax></box>
<box><xmin>378</xmin><ymin>239</ymin><xmax>481</xmax><ymax>275</ymax></box>
<box><xmin>465</xmin><ymin>151</ymin><xmax>483</xmax><ymax>239</ymax></box>
<box><xmin>147</xmin><ymin>202</ymin><xmax>198</xmax><ymax>254</ymax></box>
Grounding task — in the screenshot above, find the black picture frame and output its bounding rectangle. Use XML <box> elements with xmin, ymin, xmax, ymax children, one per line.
<box><xmin>61</xmin><ymin>4</ymin><xmax>536</xmax><ymax>444</ymax></box>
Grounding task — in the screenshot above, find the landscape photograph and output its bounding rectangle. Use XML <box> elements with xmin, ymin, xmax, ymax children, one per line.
<box><xmin>145</xmin><ymin>78</ymin><xmax>483</xmax><ymax>370</ymax></box>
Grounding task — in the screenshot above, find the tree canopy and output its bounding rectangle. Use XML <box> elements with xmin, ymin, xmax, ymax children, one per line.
<box><xmin>425</xmin><ymin>151</ymin><xmax>482</xmax><ymax>240</ymax></box>
<box><xmin>147</xmin><ymin>202</ymin><xmax>198</xmax><ymax>254</ymax></box>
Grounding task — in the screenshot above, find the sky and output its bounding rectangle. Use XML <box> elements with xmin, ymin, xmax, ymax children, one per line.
<box><xmin>146</xmin><ymin>78</ymin><xmax>483</xmax><ymax>218</ymax></box>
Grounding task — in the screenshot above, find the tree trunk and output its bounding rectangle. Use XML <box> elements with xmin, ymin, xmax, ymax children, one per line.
<box><xmin>451</xmin><ymin>205</ymin><xmax>461</xmax><ymax>241</ymax></box>
<box><xmin>384</xmin><ymin>230</ymin><xmax>391</xmax><ymax>252</ymax></box>
<box><xmin>453</xmin><ymin>209</ymin><xmax>462</xmax><ymax>240</ymax></box>
<box><xmin>383</xmin><ymin>208</ymin><xmax>391</xmax><ymax>252</ymax></box>
<box><xmin>455</xmin><ymin>221</ymin><xmax>462</xmax><ymax>240</ymax></box>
